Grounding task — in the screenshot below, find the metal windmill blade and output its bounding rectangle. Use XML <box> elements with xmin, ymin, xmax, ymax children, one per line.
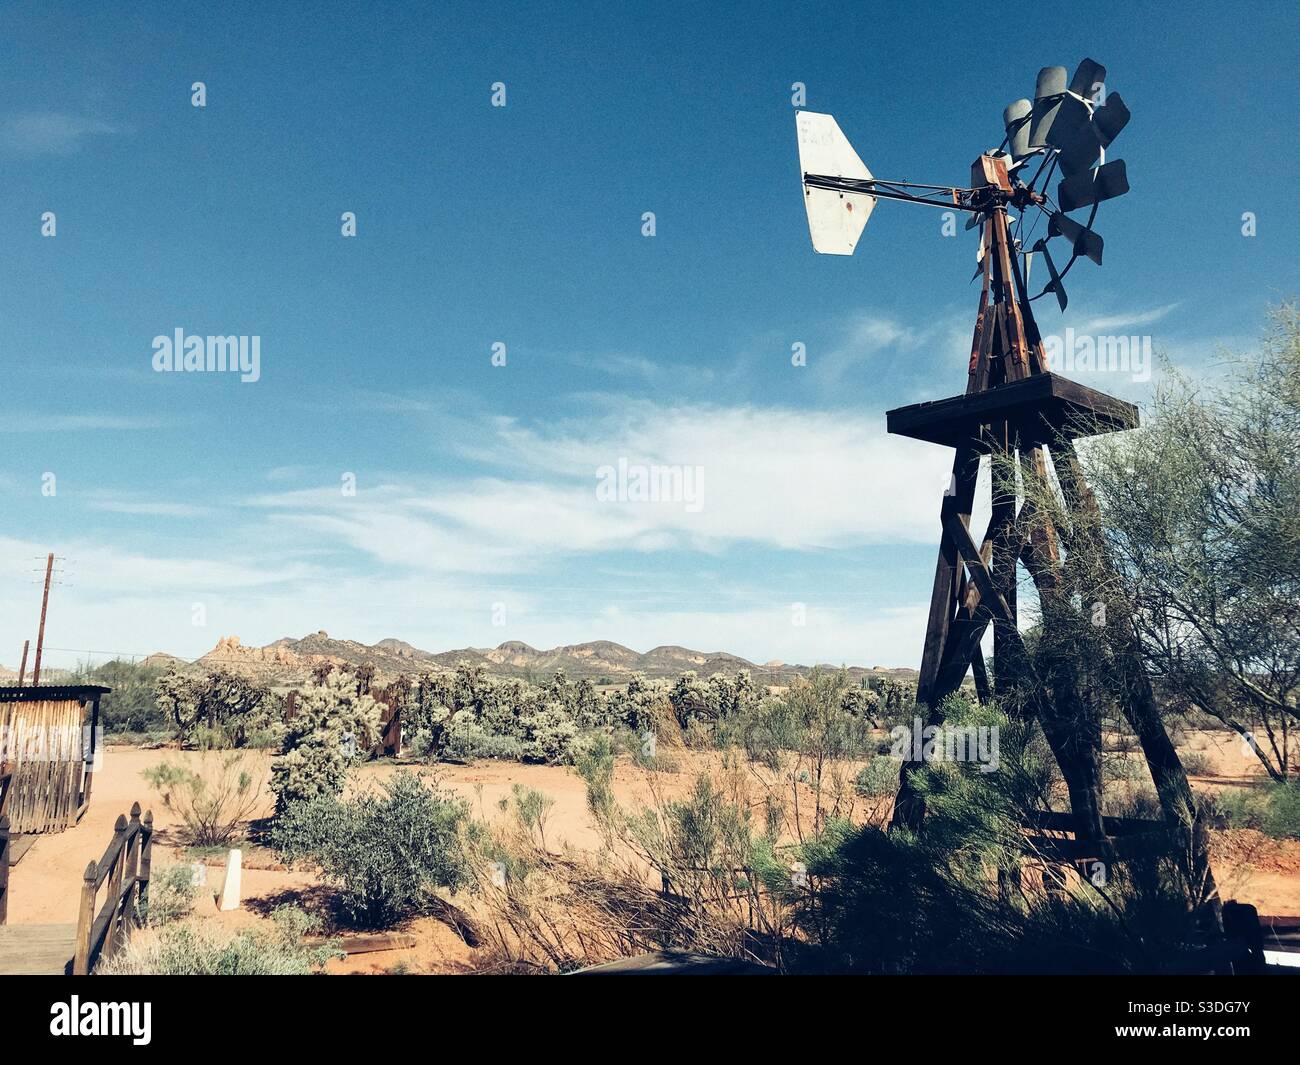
<box><xmin>1093</xmin><ymin>91</ymin><xmax>1131</xmax><ymax>146</ymax></box>
<box><xmin>1046</xmin><ymin>95</ymin><xmax>1102</xmax><ymax>177</ymax></box>
<box><xmin>1068</xmin><ymin>58</ymin><xmax>1107</xmax><ymax>100</ymax></box>
<box><xmin>1032</xmin><ymin>237</ymin><xmax>1068</xmax><ymax>311</ymax></box>
<box><xmin>1003</xmin><ymin>98</ymin><xmax>1033</xmax><ymax>161</ymax></box>
<box><xmin>1058</xmin><ymin>158</ymin><xmax>1129</xmax><ymax>212</ymax></box>
<box><xmin>1029</xmin><ymin>66</ymin><xmax>1067</xmax><ymax>148</ymax></box>
<box><xmin>1048</xmin><ymin>211</ymin><xmax>1104</xmax><ymax>265</ymax></box>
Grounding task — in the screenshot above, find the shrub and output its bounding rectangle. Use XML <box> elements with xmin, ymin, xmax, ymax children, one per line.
<box><xmin>97</xmin><ymin>906</ymin><xmax>341</xmax><ymax>975</ymax></box>
<box><xmin>519</xmin><ymin>702</ymin><xmax>577</xmax><ymax>764</ymax></box>
<box><xmin>270</xmin><ymin>671</ymin><xmax>381</xmax><ymax>814</ymax></box>
<box><xmin>143</xmin><ymin>864</ymin><xmax>198</xmax><ymax>926</ymax></box>
<box><xmin>507</xmin><ymin>784</ymin><xmax>555</xmax><ymax>851</ymax></box>
<box><xmin>1261</xmin><ymin>782</ymin><xmax>1300</xmax><ymax>839</ymax></box>
<box><xmin>272</xmin><ymin>771</ymin><xmax>471</xmax><ymax>928</ymax></box>
<box><xmin>856</xmin><ymin>757</ymin><xmax>902</xmax><ymax>798</ymax></box>
<box><xmin>801</xmin><ymin>703</ymin><xmax>1207</xmax><ymax>974</ymax></box>
<box><xmin>142</xmin><ymin>752</ymin><xmax>264</xmax><ymax>846</ymax></box>
<box><xmin>1219</xmin><ymin>782</ymin><xmax>1300</xmax><ymax>839</ymax></box>
<box><xmin>444</xmin><ymin>713</ymin><xmax>524</xmax><ymax>761</ymax></box>
<box><xmin>1179</xmin><ymin>750</ymin><xmax>1216</xmax><ymax>777</ymax></box>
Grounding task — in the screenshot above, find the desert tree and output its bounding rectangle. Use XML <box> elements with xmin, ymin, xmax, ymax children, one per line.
<box><xmin>1079</xmin><ymin>306</ymin><xmax>1300</xmax><ymax>781</ymax></box>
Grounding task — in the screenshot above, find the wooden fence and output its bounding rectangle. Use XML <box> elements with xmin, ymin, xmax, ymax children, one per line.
<box><xmin>0</xmin><ymin>688</ymin><xmax>105</xmax><ymax>833</ymax></box>
<box><xmin>74</xmin><ymin>802</ymin><xmax>153</xmax><ymax>975</ymax></box>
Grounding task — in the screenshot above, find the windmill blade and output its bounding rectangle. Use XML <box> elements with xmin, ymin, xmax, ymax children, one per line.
<box><xmin>1069</xmin><ymin>58</ymin><xmax>1107</xmax><ymax>100</ymax></box>
<box><xmin>1093</xmin><ymin>91</ymin><xmax>1131</xmax><ymax>147</ymax></box>
<box><xmin>1003</xmin><ymin>98</ymin><xmax>1033</xmax><ymax>160</ymax></box>
<box><xmin>795</xmin><ymin>111</ymin><xmax>876</xmax><ymax>255</ymax></box>
<box><xmin>1057</xmin><ymin>159</ymin><xmax>1129</xmax><ymax>212</ymax></box>
<box><xmin>1023</xmin><ymin>250</ymin><xmax>1034</xmax><ymax>287</ymax></box>
<box><xmin>1047</xmin><ymin>95</ymin><xmax>1102</xmax><ymax>176</ymax></box>
<box><xmin>1029</xmin><ymin>66</ymin><xmax>1067</xmax><ymax>148</ymax></box>
<box><xmin>1048</xmin><ymin>211</ymin><xmax>1104</xmax><ymax>265</ymax></box>
<box><xmin>1033</xmin><ymin>238</ymin><xmax>1068</xmax><ymax>312</ymax></box>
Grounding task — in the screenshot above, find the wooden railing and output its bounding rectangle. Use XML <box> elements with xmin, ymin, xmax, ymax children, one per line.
<box><xmin>74</xmin><ymin>802</ymin><xmax>152</xmax><ymax>975</ymax></box>
<box><xmin>0</xmin><ymin>813</ymin><xmax>10</xmax><ymax>926</ymax></box>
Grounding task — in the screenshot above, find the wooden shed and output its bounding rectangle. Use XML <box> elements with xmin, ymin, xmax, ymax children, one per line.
<box><xmin>0</xmin><ymin>685</ymin><xmax>108</xmax><ymax>833</ymax></box>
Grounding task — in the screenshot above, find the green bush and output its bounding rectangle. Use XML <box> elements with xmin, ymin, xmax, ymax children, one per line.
<box><xmin>855</xmin><ymin>757</ymin><xmax>902</xmax><ymax>798</ymax></box>
<box><xmin>801</xmin><ymin>700</ymin><xmax>1206</xmax><ymax>973</ymax></box>
<box><xmin>1261</xmin><ymin>782</ymin><xmax>1300</xmax><ymax>839</ymax></box>
<box><xmin>1216</xmin><ymin>782</ymin><xmax>1300</xmax><ymax>839</ymax></box>
<box><xmin>445</xmin><ymin>714</ymin><xmax>525</xmax><ymax>761</ymax></box>
<box><xmin>143</xmin><ymin>864</ymin><xmax>198</xmax><ymax>925</ymax></box>
<box><xmin>98</xmin><ymin>906</ymin><xmax>340</xmax><ymax>975</ymax></box>
<box><xmin>272</xmin><ymin>771</ymin><xmax>471</xmax><ymax>928</ymax></box>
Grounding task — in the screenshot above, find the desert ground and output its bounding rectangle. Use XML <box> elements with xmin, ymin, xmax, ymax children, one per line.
<box><xmin>6</xmin><ymin>732</ymin><xmax>1297</xmax><ymax>974</ymax></box>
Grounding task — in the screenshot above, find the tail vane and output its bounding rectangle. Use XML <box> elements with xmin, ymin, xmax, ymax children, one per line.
<box><xmin>796</xmin><ymin>111</ymin><xmax>876</xmax><ymax>255</ymax></box>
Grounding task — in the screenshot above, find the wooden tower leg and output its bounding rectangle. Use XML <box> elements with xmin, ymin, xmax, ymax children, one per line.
<box><xmin>1051</xmin><ymin>440</ymin><xmax>1220</xmax><ymax>917</ymax></box>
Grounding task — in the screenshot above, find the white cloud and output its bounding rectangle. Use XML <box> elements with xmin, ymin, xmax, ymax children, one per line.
<box><xmin>0</xmin><ymin>402</ymin><xmax>965</xmax><ymax>669</ymax></box>
<box><xmin>246</xmin><ymin>401</ymin><xmax>954</xmax><ymax>573</ymax></box>
<box><xmin>1076</xmin><ymin>302</ymin><xmax>1180</xmax><ymax>334</ymax></box>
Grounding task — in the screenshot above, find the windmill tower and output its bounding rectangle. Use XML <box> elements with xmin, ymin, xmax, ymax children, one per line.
<box><xmin>796</xmin><ymin>62</ymin><xmax>1217</xmax><ymax>910</ymax></box>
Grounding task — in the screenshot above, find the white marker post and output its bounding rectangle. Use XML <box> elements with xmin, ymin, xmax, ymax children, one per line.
<box><xmin>218</xmin><ymin>849</ymin><xmax>242</xmax><ymax>911</ymax></box>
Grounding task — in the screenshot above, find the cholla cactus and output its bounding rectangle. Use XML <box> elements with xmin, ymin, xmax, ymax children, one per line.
<box><xmin>519</xmin><ymin>701</ymin><xmax>578</xmax><ymax>764</ymax></box>
<box><xmin>270</xmin><ymin>671</ymin><xmax>382</xmax><ymax>814</ymax></box>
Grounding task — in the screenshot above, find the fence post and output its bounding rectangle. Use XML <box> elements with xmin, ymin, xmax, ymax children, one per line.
<box><xmin>0</xmin><ymin>814</ymin><xmax>10</xmax><ymax>926</ymax></box>
<box><xmin>139</xmin><ymin>810</ymin><xmax>153</xmax><ymax>920</ymax></box>
<box><xmin>73</xmin><ymin>859</ymin><xmax>97</xmax><ymax>975</ymax></box>
<box><xmin>103</xmin><ymin>814</ymin><xmax>127</xmax><ymax>956</ymax></box>
<box><xmin>124</xmin><ymin>803</ymin><xmax>142</xmax><ymax>926</ymax></box>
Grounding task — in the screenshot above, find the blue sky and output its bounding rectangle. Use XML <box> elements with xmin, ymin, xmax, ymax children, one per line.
<box><xmin>1</xmin><ymin>0</ymin><xmax>1296</xmax><ymax>670</ymax></box>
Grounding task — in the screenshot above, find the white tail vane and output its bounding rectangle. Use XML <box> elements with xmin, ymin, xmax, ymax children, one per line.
<box><xmin>796</xmin><ymin>111</ymin><xmax>876</xmax><ymax>255</ymax></box>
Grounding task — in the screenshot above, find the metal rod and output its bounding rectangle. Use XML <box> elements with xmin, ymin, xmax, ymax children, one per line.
<box><xmin>803</xmin><ymin>174</ymin><xmax>985</xmax><ymax>213</ymax></box>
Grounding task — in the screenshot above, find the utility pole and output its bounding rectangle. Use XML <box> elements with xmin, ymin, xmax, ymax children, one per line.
<box><xmin>31</xmin><ymin>552</ymin><xmax>53</xmax><ymax>685</ymax></box>
<box><xmin>17</xmin><ymin>640</ymin><xmax>29</xmax><ymax>685</ymax></box>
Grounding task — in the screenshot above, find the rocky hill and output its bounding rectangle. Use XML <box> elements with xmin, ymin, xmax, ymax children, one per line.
<box><xmin>177</xmin><ymin>631</ymin><xmax>917</xmax><ymax>686</ymax></box>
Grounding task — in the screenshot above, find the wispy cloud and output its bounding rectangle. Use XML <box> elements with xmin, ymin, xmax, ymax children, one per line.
<box><xmin>0</xmin><ymin>111</ymin><xmax>128</xmax><ymax>156</ymax></box>
<box><xmin>1077</xmin><ymin>302</ymin><xmax>1180</xmax><ymax>334</ymax></box>
<box><xmin>245</xmin><ymin>400</ymin><xmax>953</xmax><ymax>577</ymax></box>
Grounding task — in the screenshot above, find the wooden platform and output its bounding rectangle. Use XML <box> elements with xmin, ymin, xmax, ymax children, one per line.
<box><xmin>886</xmin><ymin>372</ymin><xmax>1139</xmax><ymax>450</ymax></box>
<box><xmin>0</xmin><ymin>923</ymin><xmax>76</xmax><ymax>975</ymax></box>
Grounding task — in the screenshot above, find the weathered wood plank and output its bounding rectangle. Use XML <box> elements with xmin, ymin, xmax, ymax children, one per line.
<box><xmin>0</xmin><ymin>923</ymin><xmax>77</xmax><ymax>975</ymax></box>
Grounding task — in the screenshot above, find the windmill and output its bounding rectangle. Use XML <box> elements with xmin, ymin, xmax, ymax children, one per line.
<box><xmin>796</xmin><ymin>62</ymin><xmax>1220</xmax><ymax>918</ymax></box>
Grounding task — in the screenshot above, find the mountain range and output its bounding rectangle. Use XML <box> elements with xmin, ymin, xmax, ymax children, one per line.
<box><xmin>169</xmin><ymin>631</ymin><xmax>917</xmax><ymax>685</ymax></box>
